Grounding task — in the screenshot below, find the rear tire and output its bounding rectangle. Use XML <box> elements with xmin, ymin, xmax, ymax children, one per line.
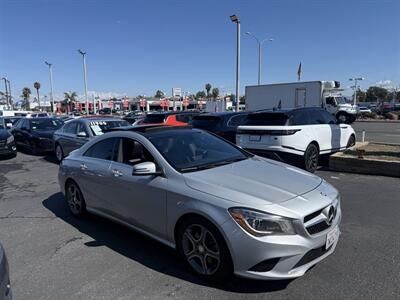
<box><xmin>65</xmin><ymin>180</ymin><xmax>87</xmax><ymax>217</ymax></box>
<box><xmin>177</xmin><ymin>216</ymin><xmax>233</xmax><ymax>281</ymax></box>
<box><xmin>347</xmin><ymin>135</ymin><xmax>356</xmax><ymax>148</ymax></box>
<box><xmin>303</xmin><ymin>143</ymin><xmax>319</xmax><ymax>173</ymax></box>
<box><xmin>30</xmin><ymin>141</ymin><xmax>38</xmax><ymax>155</ymax></box>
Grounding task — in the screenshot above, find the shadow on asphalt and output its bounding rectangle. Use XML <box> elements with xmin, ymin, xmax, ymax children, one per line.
<box><xmin>42</xmin><ymin>192</ymin><xmax>292</xmax><ymax>293</ymax></box>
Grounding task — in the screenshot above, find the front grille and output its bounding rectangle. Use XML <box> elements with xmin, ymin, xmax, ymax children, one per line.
<box><xmin>0</xmin><ymin>140</ymin><xmax>6</xmax><ymax>147</ymax></box>
<box><xmin>306</xmin><ymin>222</ymin><xmax>331</xmax><ymax>235</ymax></box>
<box><xmin>293</xmin><ymin>245</ymin><xmax>332</xmax><ymax>269</ymax></box>
<box><xmin>304</xmin><ymin>209</ymin><xmax>323</xmax><ymax>223</ymax></box>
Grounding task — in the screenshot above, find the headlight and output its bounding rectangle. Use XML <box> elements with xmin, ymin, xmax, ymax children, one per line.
<box><xmin>6</xmin><ymin>135</ymin><xmax>14</xmax><ymax>144</ymax></box>
<box><xmin>229</xmin><ymin>208</ymin><xmax>295</xmax><ymax>236</ymax></box>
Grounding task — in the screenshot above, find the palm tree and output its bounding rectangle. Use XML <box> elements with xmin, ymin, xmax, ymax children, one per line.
<box><xmin>211</xmin><ymin>87</ymin><xmax>219</xmax><ymax>100</ymax></box>
<box><xmin>205</xmin><ymin>83</ymin><xmax>212</xmax><ymax>101</ymax></box>
<box><xmin>33</xmin><ymin>82</ymin><xmax>41</xmax><ymax>110</ymax></box>
<box><xmin>155</xmin><ymin>90</ymin><xmax>165</xmax><ymax>98</ymax></box>
<box><xmin>21</xmin><ymin>87</ymin><xmax>32</xmax><ymax>109</ymax></box>
<box><xmin>63</xmin><ymin>91</ymin><xmax>78</xmax><ymax>113</ymax></box>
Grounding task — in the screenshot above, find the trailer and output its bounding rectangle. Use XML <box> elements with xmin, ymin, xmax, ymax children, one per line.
<box><xmin>245</xmin><ymin>81</ymin><xmax>358</xmax><ymax>123</ymax></box>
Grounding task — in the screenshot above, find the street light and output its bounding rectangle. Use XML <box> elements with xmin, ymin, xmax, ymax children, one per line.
<box><xmin>45</xmin><ymin>61</ymin><xmax>55</xmax><ymax>113</ymax></box>
<box><xmin>1</xmin><ymin>77</ymin><xmax>8</xmax><ymax>108</ymax></box>
<box><xmin>245</xmin><ymin>32</ymin><xmax>273</xmax><ymax>85</ymax></box>
<box><xmin>78</xmin><ymin>49</ymin><xmax>89</xmax><ymax>115</ymax></box>
<box><xmin>230</xmin><ymin>14</ymin><xmax>240</xmax><ymax>112</ymax></box>
<box><xmin>349</xmin><ymin>77</ymin><xmax>365</xmax><ymax>106</ymax></box>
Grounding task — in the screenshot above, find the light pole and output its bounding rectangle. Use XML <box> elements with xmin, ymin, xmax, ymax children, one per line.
<box><xmin>78</xmin><ymin>49</ymin><xmax>89</xmax><ymax>115</ymax></box>
<box><xmin>1</xmin><ymin>77</ymin><xmax>9</xmax><ymax>108</ymax></box>
<box><xmin>349</xmin><ymin>77</ymin><xmax>364</xmax><ymax>106</ymax></box>
<box><xmin>245</xmin><ymin>32</ymin><xmax>273</xmax><ymax>85</ymax></box>
<box><xmin>230</xmin><ymin>14</ymin><xmax>240</xmax><ymax>112</ymax></box>
<box><xmin>7</xmin><ymin>79</ymin><xmax>11</xmax><ymax>109</ymax></box>
<box><xmin>45</xmin><ymin>61</ymin><xmax>55</xmax><ymax>113</ymax></box>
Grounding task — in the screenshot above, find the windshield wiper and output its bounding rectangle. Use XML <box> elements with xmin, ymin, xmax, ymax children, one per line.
<box><xmin>180</xmin><ymin>157</ymin><xmax>247</xmax><ymax>173</ymax></box>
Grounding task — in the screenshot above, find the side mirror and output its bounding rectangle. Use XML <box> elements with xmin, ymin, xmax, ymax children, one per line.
<box><xmin>6</xmin><ymin>123</ymin><xmax>12</xmax><ymax>129</ymax></box>
<box><xmin>132</xmin><ymin>161</ymin><xmax>162</xmax><ymax>176</ymax></box>
<box><xmin>77</xmin><ymin>131</ymin><xmax>88</xmax><ymax>138</ymax></box>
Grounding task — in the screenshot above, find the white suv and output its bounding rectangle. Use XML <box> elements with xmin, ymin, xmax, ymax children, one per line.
<box><xmin>236</xmin><ymin>108</ymin><xmax>356</xmax><ymax>172</ymax></box>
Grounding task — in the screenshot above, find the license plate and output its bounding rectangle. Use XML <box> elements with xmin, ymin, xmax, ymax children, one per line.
<box><xmin>325</xmin><ymin>226</ymin><xmax>339</xmax><ymax>249</ymax></box>
<box><xmin>249</xmin><ymin>135</ymin><xmax>261</xmax><ymax>142</ymax></box>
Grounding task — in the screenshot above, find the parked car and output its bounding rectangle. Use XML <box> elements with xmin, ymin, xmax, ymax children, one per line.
<box><xmin>0</xmin><ymin>117</ymin><xmax>22</xmax><ymax>130</ymax></box>
<box><xmin>98</xmin><ymin>108</ymin><xmax>117</xmax><ymax>115</ymax></box>
<box><xmin>10</xmin><ymin>117</ymin><xmax>64</xmax><ymax>154</ymax></box>
<box><xmin>59</xmin><ymin>126</ymin><xmax>341</xmax><ymax>281</ymax></box>
<box><xmin>236</xmin><ymin>107</ymin><xmax>356</xmax><ymax>172</ymax></box>
<box><xmin>30</xmin><ymin>112</ymin><xmax>50</xmax><ymax>118</ymax></box>
<box><xmin>122</xmin><ymin>111</ymin><xmax>145</xmax><ymax>124</ymax></box>
<box><xmin>136</xmin><ymin>111</ymin><xmax>200</xmax><ymax>126</ymax></box>
<box><xmin>0</xmin><ymin>242</ymin><xmax>12</xmax><ymax>300</ymax></box>
<box><xmin>0</xmin><ymin>118</ymin><xmax>17</xmax><ymax>157</ymax></box>
<box><xmin>53</xmin><ymin>117</ymin><xmax>130</xmax><ymax>162</ymax></box>
<box><xmin>191</xmin><ymin>112</ymin><xmax>249</xmax><ymax>143</ymax></box>
<box><xmin>358</xmin><ymin>106</ymin><xmax>372</xmax><ymax>114</ymax></box>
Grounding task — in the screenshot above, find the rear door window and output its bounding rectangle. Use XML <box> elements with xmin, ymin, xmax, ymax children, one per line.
<box><xmin>64</xmin><ymin>122</ymin><xmax>78</xmax><ymax>134</ymax></box>
<box><xmin>142</xmin><ymin>114</ymin><xmax>166</xmax><ymax>124</ymax></box>
<box><xmin>244</xmin><ymin>113</ymin><xmax>288</xmax><ymax>126</ymax></box>
<box><xmin>191</xmin><ymin>116</ymin><xmax>222</xmax><ymax>129</ymax></box>
<box><xmin>84</xmin><ymin>138</ymin><xmax>119</xmax><ymax>161</ymax></box>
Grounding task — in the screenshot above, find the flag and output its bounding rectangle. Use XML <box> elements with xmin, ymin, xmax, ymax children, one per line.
<box><xmin>297</xmin><ymin>62</ymin><xmax>302</xmax><ymax>81</ymax></box>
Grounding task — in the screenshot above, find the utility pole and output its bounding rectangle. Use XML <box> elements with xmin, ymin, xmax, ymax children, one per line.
<box><xmin>45</xmin><ymin>61</ymin><xmax>55</xmax><ymax>113</ymax></box>
<box><xmin>349</xmin><ymin>77</ymin><xmax>365</xmax><ymax>106</ymax></box>
<box><xmin>230</xmin><ymin>15</ymin><xmax>241</xmax><ymax>112</ymax></box>
<box><xmin>78</xmin><ymin>49</ymin><xmax>89</xmax><ymax>115</ymax></box>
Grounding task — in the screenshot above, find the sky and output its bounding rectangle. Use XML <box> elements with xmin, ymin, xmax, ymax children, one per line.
<box><xmin>0</xmin><ymin>0</ymin><xmax>399</xmax><ymax>101</ymax></box>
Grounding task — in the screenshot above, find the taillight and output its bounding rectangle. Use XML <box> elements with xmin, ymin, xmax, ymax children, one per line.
<box><xmin>237</xmin><ymin>129</ymin><xmax>301</xmax><ymax>135</ymax></box>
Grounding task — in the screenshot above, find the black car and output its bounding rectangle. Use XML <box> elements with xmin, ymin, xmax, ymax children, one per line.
<box><xmin>53</xmin><ymin>117</ymin><xmax>130</xmax><ymax>162</ymax></box>
<box><xmin>122</xmin><ymin>111</ymin><xmax>145</xmax><ymax>124</ymax></box>
<box><xmin>0</xmin><ymin>242</ymin><xmax>12</xmax><ymax>300</ymax></box>
<box><xmin>11</xmin><ymin>117</ymin><xmax>64</xmax><ymax>154</ymax></box>
<box><xmin>191</xmin><ymin>112</ymin><xmax>249</xmax><ymax>143</ymax></box>
<box><xmin>0</xmin><ymin>118</ymin><xmax>17</xmax><ymax>157</ymax></box>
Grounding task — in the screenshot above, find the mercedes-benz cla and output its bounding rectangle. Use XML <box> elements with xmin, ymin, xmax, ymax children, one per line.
<box><xmin>58</xmin><ymin>126</ymin><xmax>341</xmax><ymax>280</ymax></box>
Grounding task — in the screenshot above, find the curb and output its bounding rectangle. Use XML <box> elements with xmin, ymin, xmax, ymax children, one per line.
<box><xmin>355</xmin><ymin>119</ymin><xmax>400</xmax><ymax>123</ymax></box>
<box><xmin>329</xmin><ymin>153</ymin><xmax>400</xmax><ymax>178</ymax></box>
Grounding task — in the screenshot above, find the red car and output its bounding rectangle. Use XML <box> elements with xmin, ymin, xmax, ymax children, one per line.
<box><xmin>136</xmin><ymin>111</ymin><xmax>200</xmax><ymax>126</ymax></box>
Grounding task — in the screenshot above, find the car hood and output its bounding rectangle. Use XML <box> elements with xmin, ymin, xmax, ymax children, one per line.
<box><xmin>183</xmin><ymin>156</ymin><xmax>322</xmax><ymax>206</ymax></box>
<box><xmin>0</xmin><ymin>129</ymin><xmax>10</xmax><ymax>140</ymax></box>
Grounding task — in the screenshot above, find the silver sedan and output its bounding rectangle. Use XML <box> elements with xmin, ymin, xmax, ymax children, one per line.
<box><xmin>58</xmin><ymin>126</ymin><xmax>341</xmax><ymax>280</ymax></box>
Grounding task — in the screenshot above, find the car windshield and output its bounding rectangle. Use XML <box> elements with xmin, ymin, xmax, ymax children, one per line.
<box><xmin>31</xmin><ymin>119</ymin><xmax>63</xmax><ymax>131</ymax></box>
<box><xmin>335</xmin><ymin>97</ymin><xmax>346</xmax><ymax>104</ymax></box>
<box><xmin>142</xmin><ymin>114</ymin><xmax>166</xmax><ymax>124</ymax></box>
<box><xmin>147</xmin><ymin>129</ymin><xmax>251</xmax><ymax>173</ymax></box>
<box><xmin>88</xmin><ymin>120</ymin><xmax>130</xmax><ymax>136</ymax></box>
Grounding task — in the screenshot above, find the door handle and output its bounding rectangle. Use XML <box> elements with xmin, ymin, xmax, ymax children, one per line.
<box><xmin>80</xmin><ymin>163</ymin><xmax>88</xmax><ymax>170</ymax></box>
<box><xmin>112</xmin><ymin>169</ymin><xmax>123</xmax><ymax>177</ymax></box>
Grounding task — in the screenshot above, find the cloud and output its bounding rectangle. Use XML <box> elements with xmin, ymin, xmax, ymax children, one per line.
<box><xmin>375</xmin><ymin>80</ymin><xmax>399</xmax><ymax>89</ymax></box>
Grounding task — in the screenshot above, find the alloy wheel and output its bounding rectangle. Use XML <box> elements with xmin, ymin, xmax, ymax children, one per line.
<box><xmin>67</xmin><ymin>183</ymin><xmax>82</xmax><ymax>215</ymax></box>
<box><xmin>305</xmin><ymin>145</ymin><xmax>318</xmax><ymax>172</ymax></box>
<box><xmin>55</xmin><ymin>145</ymin><xmax>63</xmax><ymax>162</ymax></box>
<box><xmin>182</xmin><ymin>224</ymin><xmax>221</xmax><ymax>275</ymax></box>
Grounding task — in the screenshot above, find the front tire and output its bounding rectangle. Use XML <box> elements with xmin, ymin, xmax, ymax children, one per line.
<box><xmin>55</xmin><ymin>144</ymin><xmax>64</xmax><ymax>163</ymax></box>
<box><xmin>303</xmin><ymin>143</ymin><xmax>319</xmax><ymax>173</ymax></box>
<box><xmin>347</xmin><ymin>135</ymin><xmax>356</xmax><ymax>148</ymax></box>
<box><xmin>65</xmin><ymin>180</ymin><xmax>87</xmax><ymax>217</ymax></box>
<box><xmin>177</xmin><ymin>216</ymin><xmax>232</xmax><ymax>281</ymax></box>
<box><xmin>336</xmin><ymin>112</ymin><xmax>347</xmax><ymax>124</ymax></box>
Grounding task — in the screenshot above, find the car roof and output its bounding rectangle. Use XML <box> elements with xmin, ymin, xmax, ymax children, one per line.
<box><xmin>78</xmin><ymin>117</ymin><xmax>124</xmax><ymax>122</ymax></box>
<box><xmin>194</xmin><ymin>111</ymin><xmax>248</xmax><ymax>117</ymax></box>
<box><xmin>104</xmin><ymin>124</ymin><xmax>192</xmax><ymax>135</ymax></box>
<box><xmin>146</xmin><ymin>111</ymin><xmax>200</xmax><ymax>116</ymax></box>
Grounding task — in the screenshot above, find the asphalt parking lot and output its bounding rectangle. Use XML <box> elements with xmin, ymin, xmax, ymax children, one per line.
<box><xmin>0</xmin><ymin>152</ymin><xmax>399</xmax><ymax>300</ymax></box>
<box><xmin>353</xmin><ymin>121</ymin><xmax>400</xmax><ymax>144</ymax></box>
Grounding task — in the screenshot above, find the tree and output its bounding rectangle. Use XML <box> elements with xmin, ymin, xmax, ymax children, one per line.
<box><xmin>211</xmin><ymin>87</ymin><xmax>219</xmax><ymax>100</ymax></box>
<box><xmin>356</xmin><ymin>88</ymin><xmax>367</xmax><ymax>102</ymax></box>
<box><xmin>33</xmin><ymin>82</ymin><xmax>41</xmax><ymax>110</ymax></box>
<box><xmin>155</xmin><ymin>90</ymin><xmax>165</xmax><ymax>98</ymax></box>
<box><xmin>21</xmin><ymin>87</ymin><xmax>32</xmax><ymax>109</ymax></box>
<box><xmin>366</xmin><ymin>86</ymin><xmax>388</xmax><ymax>102</ymax></box>
<box><xmin>195</xmin><ymin>91</ymin><xmax>206</xmax><ymax>100</ymax></box>
<box><xmin>205</xmin><ymin>83</ymin><xmax>212</xmax><ymax>100</ymax></box>
<box><xmin>63</xmin><ymin>91</ymin><xmax>78</xmax><ymax>113</ymax></box>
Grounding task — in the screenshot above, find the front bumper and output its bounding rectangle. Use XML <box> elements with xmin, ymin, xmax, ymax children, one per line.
<box><xmin>0</xmin><ymin>141</ymin><xmax>17</xmax><ymax>156</ymax></box>
<box><xmin>222</xmin><ymin>208</ymin><xmax>341</xmax><ymax>280</ymax></box>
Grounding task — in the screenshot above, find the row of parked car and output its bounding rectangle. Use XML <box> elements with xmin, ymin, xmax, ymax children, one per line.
<box><xmin>1</xmin><ymin>107</ymin><xmax>356</xmax><ymax>173</ymax></box>
<box><xmin>1</xmin><ymin>107</ymin><xmax>354</xmax><ymax>284</ymax></box>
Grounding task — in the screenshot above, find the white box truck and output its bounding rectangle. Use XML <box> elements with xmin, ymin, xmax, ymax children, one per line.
<box><xmin>245</xmin><ymin>81</ymin><xmax>358</xmax><ymax>123</ymax></box>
